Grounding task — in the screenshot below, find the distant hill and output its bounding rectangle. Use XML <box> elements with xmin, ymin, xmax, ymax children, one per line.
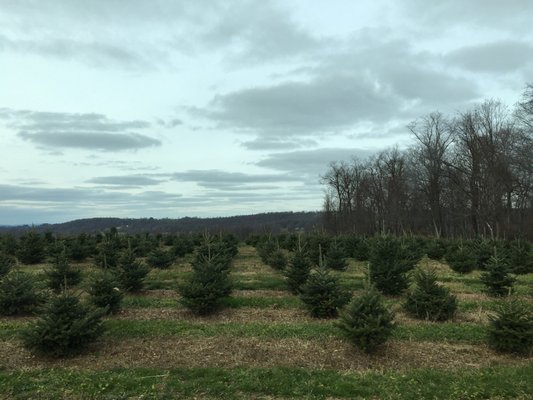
<box><xmin>0</xmin><ymin>212</ymin><xmax>322</xmax><ymax>237</ymax></box>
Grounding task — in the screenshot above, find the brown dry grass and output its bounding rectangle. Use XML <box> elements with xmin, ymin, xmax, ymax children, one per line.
<box><xmin>1</xmin><ymin>336</ymin><xmax>529</xmax><ymax>372</ymax></box>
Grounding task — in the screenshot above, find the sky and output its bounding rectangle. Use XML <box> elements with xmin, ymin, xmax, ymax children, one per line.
<box><xmin>1</xmin><ymin>0</ymin><xmax>532</xmax><ymax>225</ymax></box>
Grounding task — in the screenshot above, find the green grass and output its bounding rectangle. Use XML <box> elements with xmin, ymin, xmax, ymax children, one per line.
<box><xmin>1</xmin><ymin>364</ymin><xmax>532</xmax><ymax>399</ymax></box>
<box><xmin>122</xmin><ymin>295</ymin><xmax>302</xmax><ymax>309</ymax></box>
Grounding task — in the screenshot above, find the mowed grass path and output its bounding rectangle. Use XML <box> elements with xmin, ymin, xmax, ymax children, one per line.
<box><xmin>1</xmin><ymin>244</ymin><xmax>532</xmax><ymax>399</ymax></box>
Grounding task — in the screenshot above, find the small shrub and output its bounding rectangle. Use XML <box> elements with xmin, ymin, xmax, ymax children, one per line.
<box><xmin>45</xmin><ymin>251</ymin><xmax>82</xmax><ymax>292</ymax></box>
<box><xmin>426</xmin><ymin>239</ymin><xmax>447</xmax><ymax>260</ymax></box>
<box><xmin>16</xmin><ymin>231</ymin><xmax>45</xmax><ymax>265</ymax></box>
<box><xmin>337</xmin><ymin>286</ymin><xmax>394</xmax><ymax>353</ymax></box>
<box><xmin>507</xmin><ymin>239</ymin><xmax>533</xmax><ymax>275</ymax></box>
<box><xmin>445</xmin><ymin>244</ymin><xmax>477</xmax><ymax>274</ymax></box>
<box><xmin>267</xmin><ymin>249</ymin><xmax>288</xmax><ymax>270</ymax></box>
<box><xmin>404</xmin><ymin>269</ymin><xmax>457</xmax><ymax>321</ymax></box>
<box><xmin>300</xmin><ymin>265</ymin><xmax>350</xmax><ymax>318</ymax></box>
<box><xmin>21</xmin><ymin>292</ymin><xmax>106</xmax><ymax>357</ymax></box>
<box><xmin>284</xmin><ymin>249</ymin><xmax>311</xmax><ymax>294</ymax></box>
<box><xmin>0</xmin><ymin>271</ymin><xmax>44</xmax><ymax>315</ymax></box>
<box><xmin>88</xmin><ymin>272</ymin><xmax>123</xmax><ymax>314</ymax></box>
<box><xmin>325</xmin><ymin>241</ymin><xmax>348</xmax><ymax>271</ymax></box>
<box><xmin>116</xmin><ymin>248</ymin><xmax>149</xmax><ymax>292</ymax></box>
<box><xmin>480</xmin><ymin>255</ymin><xmax>515</xmax><ymax>297</ymax></box>
<box><xmin>147</xmin><ymin>248</ymin><xmax>175</xmax><ymax>269</ymax></box>
<box><xmin>487</xmin><ymin>300</ymin><xmax>533</xmax><ymax>356</ymax></box>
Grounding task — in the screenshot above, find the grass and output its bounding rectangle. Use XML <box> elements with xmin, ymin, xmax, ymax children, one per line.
<box><xmin>1</xmin><ymin>364</ymin><xmax>532</xmax><ymax>399</ymax></box>
<box><xmin>122</xmin><ymin>295</ymin><xmax>302</xmax><ymax>309</ymax></box>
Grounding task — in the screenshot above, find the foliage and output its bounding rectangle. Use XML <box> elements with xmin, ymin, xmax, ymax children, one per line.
<box><xmin>368</xmin><ymin>237</ymin><xmax>417</xmax><ymax>295</ymax></box>
<box><xmin>116</xmin><ymin>247</ymin><xmax>149</xmax><ymax>292</ymax></box>
<box><xmin>0</xmin><ymin>270</ymin><xmax>44</xmax><ymax>315</ymax></box>
<box><xmin>445</xmin><ymin>244</ymin><xmax>478</xmax><ymax>274</ymax></box>
<box><xmin>146</xmin><ymin>247</ymin><xmax>175</xmax><ymax>269</ymax></box>
<box><xmin>0</xmin><ymin>252</ymin><xmax>16</xmax><ymax>278</ymax></box>
<box><xmin>284</xmin><ymin>249</ymin><xmax>311</xmax><ymax>294</ymax></box>
<box><xmin>337</xmin><ymin>286</ymin><xmax>395</xmax><ymax>353</ymax></box>
<box><xmin>88</xmin><ymin>271</ymin><xmax>123</xmax><ymax>314</ymax></box>
<box><xmin>16</xmin><ymin>231</ymin><xmax>46</xmax><ymax>265</ymax></box>
<box><xmin>299</xmin><ymin>264</ymin><xmax>350</xmax><ymax>318</ymax></box>
<box><xmin>404</xmin><ymin>268</ymin><xmax>457</xmax><ymax>321</ymax></box>
<box><xmin>507</xmin><ymin>239</ymin><xmax>533</xmax><ymax>275</ymax></box>
<box><xmin>267</xmin><ymin>249</ymin><xmax>288</xmax><ymax>270</ymax></box>
<box><xmin>45</xmin><ymin>250</ymin><xmax>82</xmax><ymax>292</ymax></box>
<box><xmin>480</xmin><ymin>255</ymin><xmax>515</xmax><ymax>297</ymax></box>
<box><xmin>324</xmin><ymin>241</ymin><xmax>348</xmax><ymax>271</ymax></box>
<box><xmin>172</xmin><ymin>235</ymin><xmax>195</xmax><ymax>257</ymax></box>
<box><xmin>426</xmin><ymin>238</ymin><xmax>447</xmax><ymax>260</ymax></box>
<box><xmin>487</xmin><ymin>300</ymin><xmax>533</xmax><ymax>355</ymax></box>
<box><xmin>21</xmin><ymin>292</ymin><xmax>106</xmax><ymax>357</ymax></box>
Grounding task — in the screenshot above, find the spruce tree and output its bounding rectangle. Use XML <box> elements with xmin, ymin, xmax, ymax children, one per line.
<box><xmin>368</xmin><ymin>237</ymin><xmax>416</xmax><ymax>295</ymax></box>
<box><xmin>21</xmin><ymin>291</ymin><xmax>106</xmax><ymax>357</ymax></box>
<box><xmin>426</xmin><ymin>238</ymin><xmax>447</xmax><ymax>260</ymax></box>
<box><xmin>45</xmin><ymin>250</ymin><xmax>82</xmax><ymax>293</ymax></box>
<box><xmin>487</xmin><ymin>300</ymin><xmax>533</xmax><ymax>356</ymax></box>
<box><xmin>0</xmin><ymin>270</ymin><xmax>44</xmax><ymax>315</ymax></box>
<box><xmin>404</xmin><ymin>269</ymin><xmax>457</xmax><ymax>321</ymax></box>
<box><xmin>284</xmin><ymin>248</ymin><xmax>312</xmax><ymax>294</ymax></box>
<box><xmin>480</xmin><ymin>255</ymin><xmax>515</xmax><ymax>297</ymax></box>
<box><xmin>267</xmin><ymin>248</ymin><xmax>288</xmax><ymax>270</ymax></box>
<box><xmin>445</xmin><ymin>244</ymin><xmax>477</xmax><ymax>274</ymax></box>
<box><xmin>179</xmin><ymin>252</ymin><xmax>233</xmax><ymax>315</ymax></box>
<box><xmin>0</xmin><ymin>252</ymin><xmax>16</xmax><ymax>278</ymax></box>
<box><xmin>300</xmin><ymin>251</ymin><xmax>350</xmax><ymax>318</ymax></box>
<box><xmin>147</xmin><ymin>247</ymin><xmax>175</xmax><ymax>269</ymax></box>
<box><xmin>507</xmin><ymin>239</ymin><xmax>533</xmax><ymax>275</ymax></box>
<box><xmin>116</xmin><ymin>247</ymin><xmax>149</xmax><ymax>292</ymax></box>
<box><xmin>16</xmin><ymin>231</ymin><xmax>45</xmax><ymax>265</ymax></box>
<box><xmin>325</xmin><ymin>241</ymin><xmax>348</xmax><ymax>271</ymax></box>
<box><xmin>88</xmin><ymin>271</ymin><xmax>123</xmax><ymax>315</ymax></box>
<box><xmin>337</xmin><ymin>286</ymin><xmax>394</xmax><ymax>353</ymax></box>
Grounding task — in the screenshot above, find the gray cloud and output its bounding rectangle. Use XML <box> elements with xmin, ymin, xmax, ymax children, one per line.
<box><xmin>0</xmin><ymin>108</ymin><xmax>161</xmax><ymax>151</ymax></box>
<box><xmin>445</xmin><ymin>40</ymin><xmax>533</xmax><ymax>73</ymax></box>
<box><xmin>241</xmin><ymin>137</ymin><xmax>318</xmax><ymax>151</ymax></box>
<box><xmin>86</xmin><ymin>175</ymin><xmax>164</xmax><ymax>187</ymax></box>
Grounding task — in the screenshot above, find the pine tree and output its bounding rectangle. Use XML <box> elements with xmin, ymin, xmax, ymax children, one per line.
<box><xmin>404</xmin><ymin>269</ymin><xmax>457</xmax><ymax>321</ymax></box>
<box><xmin>88</xmin><ymin>271</ymin><xmax>123</xmax><ymax>315</ymax></box>
<box><xmin>507</xmin><ymin>239</ymin><xmax>533</xmax><ymax>275</ymax></box>
<box><xmin>337</xmin><ymin>286</ymin><xmax>395</xmax><ymax>353</ymax></box>
<box><xmin>487</xmin><ymin>300</ymin><xmax>533</xmax><ymax>356</ymax></box>
<box><xmin>426</xmin><ymin>238</ymin><xmax>447</xmax><ymax>260</ymax></box>
<box><xmin>368</xmin><ymin>237</ymin><xmax>416</xmax><ymax>295</ymax></box>
<box><xmin>325</xmin><ymin>241</ymin><xmax>348</xmax><ymax>271</ymax></box>
<box><xmin>445</xmin><ymin>244</ymin><xmax>477</xmax><ymax>274</ymax></box>
<box><xmin>21</xmin><ymin>292</ymin><xmax>106</xmax><ymax>357</ymax></box>
<box><xmin>480</xmin><ymin>255</ymin><xmax>515</xmax><ymax>297</ymax></box>
<box><xmin>179</xmin><ymin>252</ymin><xmax>233</xmax><ymax>315</ymax></box>
<box><xmin>267</xmin><ymin>248</ymin><xmax>288</xmax><ymax>270</ymax></box>
<box><xmin>300</xmin><ymin>251</ymin><xmax>350</xmax><ymax>318</ymax></box>
<box><xmin>146</xmin><ymin>247</ymin><xmax>175</xmax><ymax>269</ymax></box>
<box><xmin>45</xmin><ymin>250</ymin><xmax>82</xmax><ymax>293</ymax></box>
<box><xmin>0</xmin><ymin>252</ymin><xmax>16</xmax><ymax>278</ymax></box>
<box><xmin>16</xmin><ymin>231</ymin><xmax>45</xmax><ymax>265</ymax></box>
<box><xmin>116</xmin><ymin>247</ymin><xmax>149</xmax><ymax>292</ymax></box>
<box><xmin>0</xmin><ymin>271</ymin><xmax>44</xmax><ymax>315</ymax></box>
<box><xmin>284</xmin><ymin>249</ymin><xmax>312</xmax><ymax>294</ymax></box>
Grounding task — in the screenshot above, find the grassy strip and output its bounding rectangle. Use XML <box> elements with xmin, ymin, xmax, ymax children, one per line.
<box><xmin>1</xmin><ymin>364</ymin><xmax>532</xmax><ymax>399</ymax></box>
<box><xmin>0</xmin><ymin>319</ymin><xmax>487</xmax><ymax>343</ymax></box>
<box><xmin>122</xmin><ymin>295</ymin><xmax>302</xmax><ymax>309</ymax></box>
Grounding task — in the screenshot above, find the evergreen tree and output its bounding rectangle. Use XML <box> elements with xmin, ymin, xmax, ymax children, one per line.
<box><xmin>94</xmin><ymin>237</ymin><xmax>121</xmax><ymax>269</ymax></box>
<box><xmin>45</xmin><ymin>250</ymin><xmax>82</xmax><ymax>293</ymax></box>
<box><xmin>257</xmin><ymin>238</ymin><xmax>277</xmax><ymax>265</ymax></box>
<box><xmin>300</xmin><ymin>251</ymin><xmax>350</xmax><ymax>318</ymax></box>
<box><xmin>172</xmin><ymin>235</ymin><xmax>194</xmax><ymax>258</ymax></box>
<box><xmin>284</xmin><ymin>248</ymin><xmax>312</xmax><ymax>294</ymax></box>
<box><xmin>0</xmin><ymin>271</ymin><xmax>44</xmax><ymax>315</ymax></box>
<box><xmin>507</xmin><ymin>239</ymin><xmax>533</xmax><ymax>275</ymax></box>
<box><xmin>337</xmin><ymin>286</ymin><xmax>394</xmax><ymax>353</ymax></box>
<box><xmin>445</xmin><ymin>244</ymin><xmax>477</xmax><ymax>274</ymax></box>
<box><xmin>267</xmin><ymin>248</ymin><xmax>288</xmax><ymax>270</ymax></box>
<box><xmin>16</xmin><ymin>231</ymin><xmax>45</xmax><ymax>265</ymax></box>
<box><xmin>88</xmin><ymin>271</ymin><xmax>123</xmax><ymax>314</ymax></box>
<box><xmin>487</xmin><ymin>300</ymin><xmax>533</xmax><ymax>356</ymax></box>
<box><xmin>146</xmin><ymin>247</ymin><xmax>175</xmax><ymax>269</ymax></box>
<box><xmin>325</xmin><ymin>241</ymin><xmax>348</xmax><ymax>271</ymax></box>
<box><xmin>179</xmin><ymin>252</ymin><xmax>233</xmax><ymax>315</ymax></box>
<box><xmin>426</xmin><ymin>238</ymin><xmax>447</xmax><ymax>260</ymax></box>
<box><xmin>368</xmin><ymin>237</ymin><xmax>416</xmax><ymax>295</ymax></box>
<box><xmin>473</xmin><ymin>238</ymin><xmax>494</xmax><ymax>270</ymax></box>
<box><xmin>21</xmin><ymin>292</ymin><xmax>106</xmax><ymax>357</ymax></box>
<box><xmin>480</xmin><ymin>255</ymin><xmax>515</xmax><ymax>297</ymax></box>
<box><xmin>0</xmin><ymin>252</ymin><xmax>16</xmax><ymax>278</ymax></box>
<box><xmin>353</xmin><ymin>237</ymin><xmax>370</xmax><ymax>261</ymax></box>
<box><xmin>116</xmin><ymin>247</ymin><xmax>149</xmax><ymax>292</ymax></box>
<box><xmin>404</xmin><ymin>269</ymin><xmax>457</xmax><ymax>321</ymax></box>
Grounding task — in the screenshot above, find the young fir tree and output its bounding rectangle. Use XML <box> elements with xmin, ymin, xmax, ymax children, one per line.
<box><xmin>507</xmin><ymin>239</ymin><xmax>533</xmax><ymax>275</ymax></box>
<box><xmin>487</xmin><ymin>300</ymin><xmax>533</xmax><ymax>356</ymax></box>
<box><xmin>0</xmin><ymin>270</ymin><xmax>44</xmax><ymax>316</ymax></box>
<box><xmin>16</xmin><ymin>231</ymin><xmax>46</xmax><ymax>265</ymax></box>
<box><xmin>116</xmin><ymin>246</ymin><xmax>149</xmax><ymax>292</ymax></box>
<box><xmin>299</xmin><ymin>249</ymin><xmax>350</xmax><ymax>318</ymax></box>
<box><xmin>368</xmin><ymin>237</ymin><xmax>416</xmax><ymax>295</ymax></box>
<box><xmin>404</xmin><ymin>268</ymin><xmax>457</xmax><ymax>321</ymax></box>
<box><xmin>284</xmin><ymin>238</ymin><xmax>312</xmax><ymax>294</ymax></box>
<box><xmin>473</xmin><ymin>238</ymin><xmax>494</xmax><ymax>270</ymax></box>
<box><xmin>45</xmin><ymin>250</ymin><xmax>82</xmax><ymax>293</ymax></box>
<box><xmin>21</xmin><ymin>291</ymin><xmax>106</xmax><ymax>357</ymax></box>
<box><xmin>179</xmin><ymin>246</ymin><xmax>233</xmax><ymax>315</ymax></box>
<box><xmin>325</xmin><ymin>241</ymin><xmax>348</xmax><ymax>271</ymax></box>
<box><xmin>88</xmin><ymin>270</ymin><xmax>123</xmax><ymax>315</ymax></box>
<box><xmin>426</xmin><ymin>238</ymin><xmax>447</xmax><ymax>260</ymax></box>
<box><xmin>480</xmin><ymin>255</ymin><xmax>516</xmax><ymax>297</ymax></box>
<box><xmin>445</xmin><ymin>243</ymin><xmax>477</xmax><ymax>274</ymax></box>
<box><xmin>0</xmin><ymin>252</ymin><xmax>16</xmax><ymax>278</ymax></box>
<box><xmin>146</xmin><ymin>247</ymin><xmax>175</xmax><ymax>269</ymax></box>
<box><xmin>257</xmin><ymin>238</ymin><xmax>277</xmax><ymax>265</ymax></box>
<box><xmin>337</xmin><ymin>285</ymin><xmax>395</xmax><ymax>353</ymax></box>
<box><xmin>267</xmin><ymin>248</ymin><xmax>288</xmax><ymax>270</ymax></box>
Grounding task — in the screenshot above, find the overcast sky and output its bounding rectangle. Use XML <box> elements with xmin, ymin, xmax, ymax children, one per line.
<box><xmin>1</xmin><ymin>0</ymin><xmax>532</xmax><ymax>225</ymax></box>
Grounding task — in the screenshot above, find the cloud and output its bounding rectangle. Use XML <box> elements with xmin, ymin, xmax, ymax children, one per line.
<box><xmin>445</xmin><ymin>40</ymin><xmax>533</xmax><ymax>73</ymax></box>
<box><xmin>86</xmin><ymin>175</ymin><xmax>164</xmax><ymax>187</ymax></box>
<box><xmin>171</xmin><ymin>169</ymin><xmax>300</xmax><ymax>190</ymax></box>
<box><xmin>241</xmin><ymin>137</ymin><xmax>318</xmax><ymax>150</ymax></box>
<box><xmin>0</xmin><ymin>108</ymin><xmax>161</xmax><ymax>151</ymax></box>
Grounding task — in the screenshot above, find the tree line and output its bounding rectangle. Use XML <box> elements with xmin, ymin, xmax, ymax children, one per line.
<box><xmin>321</xmin><ymin>84</ymin><xmax>533</xmax><ymax>238</ymax></box>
